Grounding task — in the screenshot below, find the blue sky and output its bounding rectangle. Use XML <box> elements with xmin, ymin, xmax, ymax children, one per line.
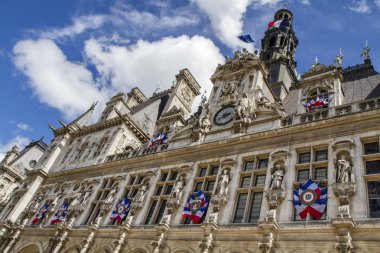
<box><xmin>1</xmin><ymin>0</ymin><xmax>380</xmax><ymax>158</ymax></box>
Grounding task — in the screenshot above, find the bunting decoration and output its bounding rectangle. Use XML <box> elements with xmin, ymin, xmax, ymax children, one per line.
<box><xmin>182</xmin><ymin>190</ymin><xmax>209</xmax><ymax>223</ymax></box>
<box><xmin>110</xmin><ymin>198</ymin><xmax>131</xmax><ymax>223</ymax></box>
<box><xmin>148</xmin><ymin>132</ymin><xmax>168</xmax><ymax>147</ymax></box>
<box><xmin>303</xmin><ymin>95</ymin><xmax>330</xmax><ymax>112</ymax></box>
<box><xmin>32</xmin><ymin>203</ymin><xmax>49</xmax><ymax>224</ymax></box>
<box><xmin>293</xmin><ymin>179</ymin><xmax>327</xmax><ymax>220</ymax></box>
<box><xmin>51</xmin><ymin>202</ymin><xmax>69</xmax><ymax>224</ymax></box>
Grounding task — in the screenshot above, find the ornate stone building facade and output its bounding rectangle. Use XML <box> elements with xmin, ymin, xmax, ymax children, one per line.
<box><xmin>1</xmin><ymin>8</ymin><xmax>380</xmax><ymax>253</ymax></box>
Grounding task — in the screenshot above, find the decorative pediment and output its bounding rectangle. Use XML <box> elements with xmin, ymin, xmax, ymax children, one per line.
<box><xmin>332</xmin><ymin>139</ymin><xmax>355</xmax><ymax>150</ymax></box>
<box><xmin>211</xmin><ymin>49</ymin><xmax>266</xmax><ymax>82</ymax></box>
<box><xmin>302</xmin><ymin>79</ymin><xmax>335</xmax><ymax>96</ymax></box>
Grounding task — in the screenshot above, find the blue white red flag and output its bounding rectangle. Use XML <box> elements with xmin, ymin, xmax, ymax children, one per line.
<box><xmin>32</xmin><ymin>203</ymin><xmax>49</xmax><ymax>224</ymax></box>
<box><xmin>110</xmin><ymin>198</ymin><xmax>131</xmax><ymax>223</ymax></box>
<box><xmin>51</xmin><ymin>202</ymin><xmax>69</xmax><ymax>224</ymax></box>
<box><xmin>182</xmin><ymin>190</ymin><xmax>209</xmax><ymax>223</ymax></box>
<box><xmin>238</xmin><ymin>34</ymin><xmax>255</xmax><ymax>43</ymax></box>
<box><xmin>148</xmin><ymin>132</ymin><xmax>168</xmax><ymax>147</ymax></box>
<box><xmin>303</xmin><ymin>95</ymin><xmax>330</xmax><ymax>112</ymax></box>
<box><xmin>268</xmin><ymin>19</ymin><xmax>290</xmax><ymax>32</ymax></box>
<box><xmin>293</xmin><ymin>179</ymin><xmax>327</xmax><ymax>220</ymax></box>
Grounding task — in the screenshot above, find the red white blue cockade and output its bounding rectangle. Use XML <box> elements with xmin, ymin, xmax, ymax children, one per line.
<box><xmin>293</xmin><ymin>179</ymin><xmax>327</xmax><ymax>220</ymax></box>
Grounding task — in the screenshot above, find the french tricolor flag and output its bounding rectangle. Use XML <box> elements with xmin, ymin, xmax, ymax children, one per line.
<box><xmin>268</xmin><ymin>19</ymin><xmax>290</xmax><ymax>32</ymax></box>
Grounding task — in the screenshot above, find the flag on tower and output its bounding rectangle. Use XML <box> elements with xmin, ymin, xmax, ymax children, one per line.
<box><xmin>268</xmin><ymin>19</ymin><xmax>290</xmax><ymax>32</ymax></box>
<box><xmin>238</xmin><ymin>34</ymin><xmax>255</xmax><ymax>43</ymax></box>
<box><xmin>182</xmin><ymin>190</ymin><xmax>209</xmax><ymax>223</ymax></box>
<box><xmin>32</xmin><ymin>203</ymin><xmax>49</xmax><ymax>224</ymax></box>
<box><xmin>293</xmin><ymin>179</ymin><xmax>327</xmax><ymax>220</ymax></box>
<box><xmin>51</xmin><ymin>202</ymin><xmax>69</xmax><ymax>224</ymax></box>
<box><xmin>110</xmin><ymin>197</ymin><xmax>131</xmax><ymax>223</ymax></box>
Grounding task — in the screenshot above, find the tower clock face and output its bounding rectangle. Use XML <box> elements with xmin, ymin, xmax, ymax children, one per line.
<box><xmin>214</xmin><ymin>107</ymin><xmax>236</xmax><ymax>126</ymax></box>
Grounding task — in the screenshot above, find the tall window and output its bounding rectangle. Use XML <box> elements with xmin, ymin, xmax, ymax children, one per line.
<box><xmin>84</xmin><ymin>178</ymin><xmax>117</xmax><ymax>225</ymax></box>
<box><xmin>362</xmin><ymin>137</ymin><xmax>380</xmax><ymax>218</ymax></box>
<box><xmin>294</xmin><ymin>147</ymin><xmax>328</xmax><ymax>221</ymax></box>
<box><xmin>233</xmin><ymin>157</ymin><xmax>267</xmax><ymax>223</ymax></box>
<box><xmin>144</xmin><ymin>169</ymin><xmax>178</xmax><ymax>225</ymax></box>
<box><xmin>183</xmin><ymin>164</ymin><xmax>220</xmax><ymax>224</ymax></box>
<box><xmin>368</xmin><ymin>181</ymin><xmax>380</xmax><ymax>218</ymax></box>
<box><xmin>74</xmin><ymin>142</ymin><xmax>88</xmax><ymax>161</ymax></box>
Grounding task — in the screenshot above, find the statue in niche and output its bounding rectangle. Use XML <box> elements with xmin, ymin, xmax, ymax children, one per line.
<box><xmin>29</xmin><ymin>192</ymin><xmax>45</xmax><ymax>211</ymax></box>
<box><xmin>336</xmin><ymin>155</ymin><xmax>354</xmax><ymax>183</ymax></box>
<box><xmin>237</xmin><ymin>93</ymin><xmax>256</xmax><ymax>123</ymax></box>
<box><xmin>198</xmin><ymin>104</ymin><xmax>211</xmax><ymax>133</ymax></box>
<box><xmin>216</xmin><ymin>169</ymin><xmax>230</xmax><ymax>196</ymax></box>
<box><xmin>71</xmin><ymin>185</ymin><xmax>93</xmax><ymax>206</ymax></box>
<box><xmin>170</xmin><ymin>174</ymin><xmax>186</xmax><ymax>200</ymax></box>
<box><xmin>133</xmin><ymin>180</ymin><xmax>149</xmax><ymax>203</ymax></box>
<box><xmin>271</xmin><ymin>165</ymin><xmax>285</xmax><ymax>190</ymax></box>
<box><xmin>104</xmin><ymin>183</ymin><xmax>118</xmax><ymax>204</ymax></box>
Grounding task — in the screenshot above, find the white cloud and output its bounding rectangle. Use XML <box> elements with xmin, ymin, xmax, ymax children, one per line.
<box><xmin>0</xmin><ymin>136</ymin><xmax>31</xmax><ymax>161</ymax></box>
<box><xmin>16</xmin><ymin>123</ymin><xmax>33</xmax><ymax>132</ymax></box>
<box><xmin>300</xmin><ymin>0</ymin><xmax>311</xmax><ymax>5</ymax></box>
<box><xmin>375</xmin><ymin>0</ymin><xmax>380</xmax><ymax>8</ymax></box>
<box><xmin>13</xmin><ymin>39</ymin><xmax>109</xmax><ymax>120</ymax></box>
<box><xmin>109</xmin><ymin>4</ymin><xmax>200</xmax><ymax>31</ymax></box>
<box><xmin>39</xmin><ymin>15</ymin><xmax>106</xmax><ymax>40</ymax></box>
<box><xmin>84</xmin><ymin>35</ymin><xmax>224</xmax><ymax>111</ymax></box>
<box><xmin>348</xmin><ymin>0</ymin><xmax>371</xmax><ymax>13</ymax></box>
<box><xmin>191</xmin><ymin>0</ymin><xmax>255</xmax><ymax>50</ymax></box>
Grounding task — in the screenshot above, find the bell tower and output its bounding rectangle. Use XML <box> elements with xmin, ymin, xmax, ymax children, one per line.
<box><xmin>260</xmin><ymin>8</ymin><xmax>299</xmax><ymax>100</ymax></box>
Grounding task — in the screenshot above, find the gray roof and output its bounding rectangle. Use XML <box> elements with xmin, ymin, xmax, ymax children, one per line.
<box><xmin>282</xmin><ymin>72</ymin><xmax>380</xmax><ymax>116</ymax></box>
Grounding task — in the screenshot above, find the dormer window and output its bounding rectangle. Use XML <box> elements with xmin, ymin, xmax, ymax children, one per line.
<box><xmin>304</xmin><ymin>88</ymin><xmax>330</xmax><ymax>112</ymax></box>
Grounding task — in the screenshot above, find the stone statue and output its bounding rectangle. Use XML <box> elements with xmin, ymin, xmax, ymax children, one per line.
<box><xmin>336</xmin><ymin>155</ymin><xmax>352</xmax><ymax>183</ymax></box>
<box><xmin>221</xmin><ymin>80</ymin><xmax>238</xmax><ymax>102</ymax></box>
<box><xmin>134</xmin><ymin>181</ymin><xmax>149</xmax><ymax>202</ymax></box>
<box><xmin>237</xmin><ymin>93</ymin><xmax>256</xmax><ymax>123</ymax></box>
<box><xmin>104</xmin><ymin>184</ymin><xmax>118</xmax><ymax>204</ymax></box>
<box><xmin>271</xmin><ymin>165</ymin><xmax>285</xmax><ymax>190</ymax></box>
<box><xmin>360</xmin><ymin>41</ymin><xmax>370</xmax><ymax>60</ymax></box>
<box><xmin>70</xmin><ymin>187</ymin><xmax>85</xmax><ymax>206</ymax></box>
<box><xmin>29</xmin><ymin>193</ymin><xmax>45</xmax><ymax>211</ymax></box>
<box><xmin>199</xmin><ymin>104</ymin><xmax>211</xmax><ymax>133</ymax></box>
<box><xmin>216</xmin><ymin>169</ymin><xmax>230</xmax><ymax>196</ymax></box>
<box><xmin>170</xmin><ymin>175</ymin><xmax>186</xmax><ymax>200</ymax></box>
<box><xmin>334</xmin><ymin>48</ymin><xmax>344</xmax><ymax>68</ymax></box>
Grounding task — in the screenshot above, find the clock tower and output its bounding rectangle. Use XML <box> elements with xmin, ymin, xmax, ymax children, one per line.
<box><xmin>260</xmin><ymin>8</ymin><xmax>299</xmax><ymax>100</ymax></box>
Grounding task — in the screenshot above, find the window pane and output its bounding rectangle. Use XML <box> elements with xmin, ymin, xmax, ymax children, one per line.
<box><xmin>155</xmin><ymin>186</ymin><xmax>163</xmax><ymax>196</ymax></box>
<box><xmin>249</xmin><ymin>192</ymin><xmax>263</xmax><ymax>222</ymax></box>
<box><xmin>366</xmin><ymin>160</ymin><xmax>380</xmax><ymax>175</ymax></box>
<box><xmin>368</xmin><ymin>181</ymin><xmax>380</xmax><ymax>218</ymax></box>
<box><xmin>299</xmin><ymin>152</ymin><xmax>311</xmax><ymax>164</ymax></box>
<box><xmin>210</xmin><ymin>166</ymin><xmax>219</xmax><ymax>175</ymax></box>
<box><xmin>154</xmin><ymin>200</ymin><xmax>167</xmax><ymax>224</ymax></box>
<box><xmin>364</xmin><ymin>142</ymin><xmax>379</xmax><ymax>155</ymax></box>
<box><xmin>137</xmin><ymin>177</ymin><xmax>144</xmax><ymax>184</ymax></box>
<box><xmin>194</xmin><ymin>182</ymin><xmax>203</xmax><ymax>192</ymax></box>
<box><xmin>244</xmin><ymin>161</ymin><xmax>255</xmax><ymax>171</ymax></box>
<box><xmin>297</xmin><ymin>170</ymin><xmax>310</xmax><ymax>182</ymax></box>
<box><xmin>315</xmin><ymin>150</ymin><xmax>328</xmax><ymax>161</ymax></box>
<box><xmin>161</xmin><ymin>173</ymin><xmax>168</xmax><ymax>182</ymax></box>
<box><xmin>199</xmin><ymin>168</ymin><xmax>207</xmax><ymax>177</ymax></box>
<box><xmin>206</xmin><ymin>180</ymin><xmax>215</xmax><ymax>192</ymax></box>
<box><xmin>144</xmin><ymin>200</ymin><xmax>158</xmax><ymax>225</ymax></box>
<box><xmin>314</xmin><ymin>167</ymin><xmax>327</xmax><ymax>180</ymax></box>
<box><xmin>257</xmin><ymin>159</ymin><xmax>268</xmax><ymax>170</ymax></box>
<box><xmin>255</xmin><ymin>175</ymin><xmax>266</xmax><ymax>186</ymax></box>
<box><xmin>241</xmin><ymin>176</ymin><xmax>251</xmax><ymax>188</ymax></box>
<box><xmin>170</xmin><ymin>171</ymin><xmax>178</xmax><ymax>181</ymax></box>
<box><xmin>165</xmin><ymin>185</ymin><xmax>173</xmax><ymax>195</ymax></box>
<box><xmin>129</xmin><ymin>176</ymin><xmax>136</xmax><ymax>185</ymax></box>
<box><xmin>233</xmin><ymin>193</ymin><xmax>248</xmax><ymax>223</ymax></box>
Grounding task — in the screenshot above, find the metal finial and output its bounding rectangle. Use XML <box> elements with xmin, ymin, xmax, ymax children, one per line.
<box><xmin>365</xmin><ymin>40</ymin><xmax>368</xmax><ymax>47</ymax></box>
<box><xmin>360</xmin><ymin>40</ymin><xmax>370</xmax><ymax>61</ymax></box>
<box><xmin>339</xmin><ymin>48</ymin><xmax>343</xmax><ymax>57</ymax></box>
<box><xmin>315</xmin><ymin>56</ymin><xmax>319</xmax><ymax>64</ymax></box>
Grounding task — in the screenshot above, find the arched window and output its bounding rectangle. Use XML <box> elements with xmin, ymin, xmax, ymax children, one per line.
<box><xmin>124</xmin><ymin>146</ymin><xmax>133</xmax><ymax>152</ymax></box>
<box><xmin>93</xmin><ymin>137</ymin><xmax>108</xmax><ymax>158</ymax></box>
<box><xmin>74</xmin><ymin>142</ymin><xmax>88</xmax><ymax>161</ymax></box>
<box><xmin>305</xmin><ymin>88</ymin><xmax>330</xmax><ymax>112</ymax></box>
<box><xmin>269</xmin><ymin>37</ymin><xmax>276</xmax><ymax>47</ymax></box>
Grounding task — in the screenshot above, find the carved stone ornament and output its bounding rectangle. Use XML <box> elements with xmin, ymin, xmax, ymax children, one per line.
<box><xmin>332</xmin><ymin>182</ymin><xmax>357</xmax><ymax>219</ymax></box>
<box><xmin>302</xmin><ymin>79</ymin><xmax>334</xmax><ymax>96</ymax></box>
<box><xmin>236</xmin><ymin>92</ymin><xmax>256</xmax><ymax>124</ymax></box>
<box><xmin>220</xmin><ymin>80</ymin><xmax>238</xmax><ymax>106</ymax></box>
